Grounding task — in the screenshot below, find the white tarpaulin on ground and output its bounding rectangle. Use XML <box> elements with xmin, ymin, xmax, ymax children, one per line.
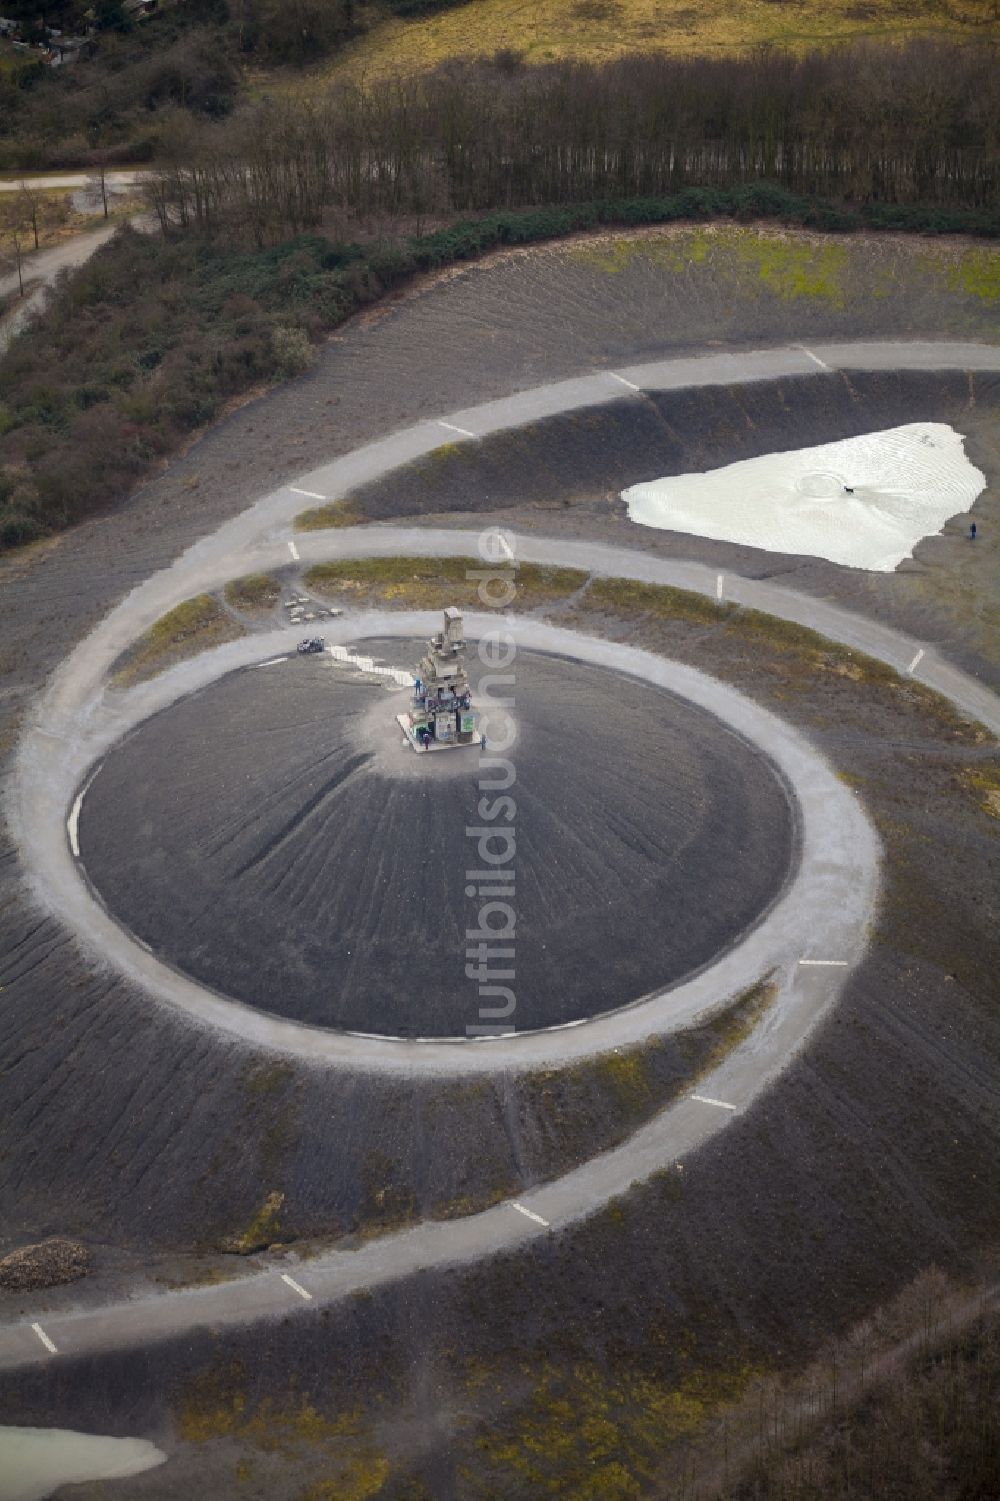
<box><xmin>623</xmin><ymin>423</ymin><xmax>985</xmax><ymax>571</ymax></box>
<box><xmin>0</xmin><ymin>1427</ymin><xmax>166</xmax><ymax>1501</ymax></box>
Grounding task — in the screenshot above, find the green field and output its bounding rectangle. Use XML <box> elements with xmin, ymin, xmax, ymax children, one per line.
<box><xmin>323</xmin><ymin>0</ymin><xmax>999</xmax><ymax>79</ymax></box>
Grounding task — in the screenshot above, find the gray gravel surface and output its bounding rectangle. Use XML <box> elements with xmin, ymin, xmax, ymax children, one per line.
<box><xmin>0</xmin><ymin>230</ymin><xmax>997</xmax><ymax>1482</ymax></box>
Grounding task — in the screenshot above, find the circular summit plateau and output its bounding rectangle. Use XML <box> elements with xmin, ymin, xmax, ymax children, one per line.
<box><xmin>79</xmin><ymin>634</ymin><xmax>797</xmax><ymax>1039</ymax></box>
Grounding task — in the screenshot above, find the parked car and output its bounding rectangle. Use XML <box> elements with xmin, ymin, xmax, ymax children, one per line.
<box><xmin>297</xmin><ymin>637</ymin><xmax>326</xmax><ymax>655</ymax></box>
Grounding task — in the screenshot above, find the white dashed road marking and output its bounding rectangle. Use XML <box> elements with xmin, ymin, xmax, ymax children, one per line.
<box><xmin>31</xmin><ymin>1323</ymin><xmax>57</xmax><ymax>1354</ymax></box>
<box><xmin>690</xmin><ymin>1094</ymin><xmax>737</xmax><ymax>1112</ymax></box>
<box><xmin>437</xmin><ymin>420</ymin><xmax>476</xmax><ymax>438</ymax></box>
<box><xmin>798</xmin><ymin>345</ymin><xmax>831</xmax><ymax>372</ymax></box>
<box><xmin>908</xmin><ymin>648</ymin><xmax>925</xmax><ymax>674</ymax></box>
<box><xmin>798</xmin><ymin>958</ymin><xmax>849</xmax><ymax>967</ymax></box>
<box><xmin>287</xmin><ymin>540</ymin><xmax>300</xmax><ymax>562</ymax></box>
<box><xmin>280</xmin><ymin>1273</ymin><xmax>312</xmax><ymax>1301</ymax></box>
<box><xmin>716</xmin><ymin>573</ymin><xmax>724</xmax><ymax>602</ymax></box>
<box><xmin>256</xmin><ymin>657</ymin><xmax>287</xmax><ymax>668</ymax></box>
<box><xmin>289</xmin><ymin>487</ymin><xmax>326</xmax><ymax>500</ymax></box>
<box><xmin>609</xmin><ymin>372</ymin><xmax>642</xmax><ymax>391</ymax></box>
<box><xmin>511</xmin><ymin>1202</ymin><xmax>550</xmax><ymax>1228</ymax></box>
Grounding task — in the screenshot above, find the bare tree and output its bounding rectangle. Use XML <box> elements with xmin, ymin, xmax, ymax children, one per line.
<box><xmin>16</xmin><ymin>181</ymin><xmax>40</xmax><ymax>251</ymax></box>
<box><xmin>92</xmin><ymin>159</ymin><xmax>111</xmax><ymax>219</ymax></box>
<box><xmin>9</xmin><ymin>224</ymin><xmax>24</xmax><ymax>297</ymax></box>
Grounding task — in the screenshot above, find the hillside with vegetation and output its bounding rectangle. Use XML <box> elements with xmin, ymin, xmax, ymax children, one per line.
<box><xmin>0</xmin><ymin>0</ymin><xmax>997</xmax><ymax>549</ymax></box>
<box><xmin>2</xmin><ymin>0</ymin><xmax>997</xmax><ymax>170</ymax></box>
<box><xmin>328</xmin><ymin>0</ymin><xmax>1000</xmax><ymax>77</ymax></box>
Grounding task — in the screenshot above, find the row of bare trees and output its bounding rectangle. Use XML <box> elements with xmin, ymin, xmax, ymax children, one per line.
<box><xmin>141</xmin><ymin>40</ymin><xmax>999</xmax><ymax>243</ymax></box>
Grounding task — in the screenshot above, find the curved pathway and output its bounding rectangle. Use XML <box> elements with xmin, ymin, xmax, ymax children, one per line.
<box><xmin>2</xmin><ymin>339</ymin><xmax>997</xmax><ymax>1371</ymax></box>
<box><xmin>19</xmin><ymin>611</ymin><xmax>876</xmax><ymax>1070</ymax></box>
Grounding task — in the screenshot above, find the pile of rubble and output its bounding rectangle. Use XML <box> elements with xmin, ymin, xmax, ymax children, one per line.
<box><xmin>0</xmin><ymin>1237</ymin><xmax>90</xmax><ymax>1292</ymax></box>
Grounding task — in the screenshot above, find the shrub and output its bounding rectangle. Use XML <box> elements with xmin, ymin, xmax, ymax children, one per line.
<box><xmin>270</xmin><ymin>325</ymin><xmax>316</xmax><ymax>378</ymax></box>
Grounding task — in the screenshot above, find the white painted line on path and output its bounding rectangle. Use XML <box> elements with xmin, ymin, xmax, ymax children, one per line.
<box><xmin>798</xmin><ymin>346</ymin><xmax>831</xmax><ymax>372</ymax></box>
<box><xmin>287</xmin><ymin>540</ymin><xmax>300</xmax><ymax>562</ymax></box>
<box><xmin>908</xmin><ymin>648</ymin><xmax>925</xmax><ymax>675</ymax></box>
<box><xmin>31</xmin><ymin>1322</ymin><xmax>57</xmax><ymax>1354</ymax></box>
<box><xmin>690</xmin><ymin>1094</ymin><xmax>737</xmax><ymax>1112</ymax></box>
<box><xmin>798</xmin><ymin>958</ymin><xmax>849</xmax><ymax>967</ymax></box>
<box><xmin>511</xmin><ymin>1202</ymin><xmax>550</xmax><ymax>1228</ymax></box>
<box><xmin>289</xmin><ymin>487</ymin><xmax>326</xmax><ymax>500</ymax></box>
<box><xmin>67</xmin><ymin>765</ymin><xmax>102</xmax><ymax>858</ymax></box>
<box><xmin>256</xmin><ymin>657</ymin><xmax>287</xmax><ymax>668</ymax></box>
<box><xmin>280</xmin><ymin>1273</ymin><xmax>312</xmax><ymax>1301</ymax></box>
<box><xmin>716</xmin><ymin>573</ymin><xmax>724</xmax><ymax>602</ymax></box>
<box><xmin>609</xmin><ymin>372</ymin><xmax>642</xmax><ymax>392</ymax></box>
<box><xmin>437</xmin><ymin>420</ymin><xmax>476</xmax><ymax>439</ymax></box>
<box><xmin>67</xmin><ymin>791</ymin><xmax>85</xmax><ymax>858</ymax></box>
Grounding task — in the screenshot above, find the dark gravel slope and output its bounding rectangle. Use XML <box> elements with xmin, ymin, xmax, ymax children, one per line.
<box><xmin>0</xmin><ymin>229</ymin><xmax>996</xmax><ymax>1454</ymax></box>
<box><xmin>78</xmin><ymin>647</ymin><xmax>794</xmax><ymax>1036</ymax></box>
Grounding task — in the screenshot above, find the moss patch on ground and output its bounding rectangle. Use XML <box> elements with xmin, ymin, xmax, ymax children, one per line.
<box><xmin>464</xmin><ymin>1354</ymin><xmax>752</xmax><ymax>1500</ymax></box>
<box><xmin>223</xmin><ymin>572</ymin><xmax>282</xmax><ymax>611</ymax></box>
<box><xmin>960</xmin><ymin>761</ymin><xmax>1000</xmax><ymax>821</ymax></box>
<box><xmin>304</xmin><ymin>555</ymin><xmax>588</xmax><ymax>610</ymax></box>
<box><xmin>567</xmin><ymin>225</ymin><xmax>1000</xmax><ymax>316</ymax></box>
<box><xmin>570</xmin><ymin>225</ymin><xmax>851</xmax><ymax>305</ymax></box>
<box><xmin>589</xmin><ymin>574</ymin><xmax>736</xmax><ymax>628</ymax></box>
<box><xmin>923</xmin><ymin>243</ymin><xmax>1000</xmax><ymax>304</ymax></box>
<box><xmin>294</xmin><ymin>499</ymin><xmax>365</xmax><ymax>531</ymax></box>
<box><xmin>177</xmin><ymin>1365</ymin><xmax>389</xmax><ymax>1499</ymax></box>
<box><xmin>219</xmin><ymin>1190</ymin><xmax>285</xmax><ymax>1256</ymax></box>
<box><xmin>112</xmin><ymin>594</ymin><xmax>244</xmax><ymax>687</ymax></box>
<box><xmin>355</xmin><ymin>1150</ymin><xmax>419</xmax><ymax>1237</ymax></box>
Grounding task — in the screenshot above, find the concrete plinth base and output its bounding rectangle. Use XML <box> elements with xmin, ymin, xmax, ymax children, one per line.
<box><xmin>396</xmin><ymin>712</ymin><xmax>479</xmax><ymax>754</ymax></box>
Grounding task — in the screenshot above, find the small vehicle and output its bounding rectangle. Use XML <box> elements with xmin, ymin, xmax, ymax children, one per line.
<box><xmin>297</xmin><ymin>637</ymin><xmax>326</xmax><ymax>655</ymax></box>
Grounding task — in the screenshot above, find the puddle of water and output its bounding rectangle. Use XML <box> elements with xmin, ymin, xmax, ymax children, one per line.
<box><xmin>0</xmin><ymin>1426</ymin><xmax>166</xmax><ymax>1501</ymax></box>
<box><xmin>624</xmin><ymin>423</ymin><xmax>985</xmax><ymax>571</ymax></box>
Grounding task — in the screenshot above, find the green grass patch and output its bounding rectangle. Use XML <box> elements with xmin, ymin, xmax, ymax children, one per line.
<box><xmin>113</xmin><ymin>593</ymin><xmax>244</xmax><ymax>686</ymax></box>
<box><xmin>588</xmin><ymin>574</ymin><xmax>735</xmax><ymax>627</ymax></box>
<box><xmin>331</xmin><ymin>0</ymin><xmax>998</xmax><ymax>78</ymax></box>
<box><xmin>304</xmin><ymin>555</ymin><xmax>587</xmax><ymax>609</ymax></box>
<box><xmin>294</xmin><ymin>499</ymin><xmax>365</xmax><ymax>531</ymax></box>
<box><xmin>223</xmin><ymin>572</ymin><xmax>282</xmax><ymax>611</ymax></box>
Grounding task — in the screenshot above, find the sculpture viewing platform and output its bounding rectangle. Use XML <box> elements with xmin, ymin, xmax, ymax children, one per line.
<box><xmin>396</xmin><ymin>608</ymin><xmax>481</xmax><ymax>754</ymax></box>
